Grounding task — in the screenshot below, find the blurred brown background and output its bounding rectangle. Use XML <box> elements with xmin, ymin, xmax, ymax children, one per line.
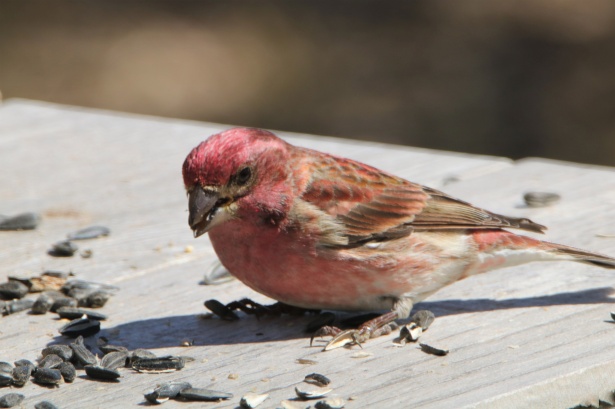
<box><xmin>1</xmin><ymin>1</ymin><xmax>614</xmax><ymax>165</ymax></box>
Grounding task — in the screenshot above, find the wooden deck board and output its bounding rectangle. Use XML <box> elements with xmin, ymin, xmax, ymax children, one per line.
<box><xmin>1</xmin><ymin>99</ymin><xmax>614</xmax><ymax>408</ymax></box>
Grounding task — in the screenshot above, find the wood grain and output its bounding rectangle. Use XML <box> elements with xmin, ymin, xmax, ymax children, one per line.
<box><xmin>0</xmin><ymin>99</ymin><xmax>614</xmax><ymax>408</ymax></box>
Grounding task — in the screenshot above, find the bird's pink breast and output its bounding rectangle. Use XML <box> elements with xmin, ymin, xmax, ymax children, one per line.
<box><xmin>208</xmin><ymin>220</ymin><xmax>469</xmax><ymax>311</ymax></box>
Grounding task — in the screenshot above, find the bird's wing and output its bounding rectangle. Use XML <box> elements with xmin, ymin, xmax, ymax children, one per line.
<box><xmin>299</xmin><ymin>152</ymin><xmax>545</xmax><ymax>246</ymax></box>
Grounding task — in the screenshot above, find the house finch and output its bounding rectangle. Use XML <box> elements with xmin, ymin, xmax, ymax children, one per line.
<box><xmin>182</xmin><ymin>128</ymin><xmax>615</xmax><ymax>348</ymax></box>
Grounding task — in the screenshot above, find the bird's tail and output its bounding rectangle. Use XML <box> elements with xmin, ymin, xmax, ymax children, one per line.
<box><xmin>470</xmin><ymin>230</ymin><xmax>615</xmax><ymax>271</ymax></box>
<box><xmin>545</xmin><ymin>241</ymin><xmax>615</xmax><ymax>269</ymax></box>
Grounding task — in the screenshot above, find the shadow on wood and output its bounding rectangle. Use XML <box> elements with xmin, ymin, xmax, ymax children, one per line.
<box><xmin>419</xmin><ymin>287</ymin><xmax>615</xmax><ymax>316</ymax></box>
<box><xmin>44</xmin><ymin>287</ymin><xmax>614</xmax><ymax>351</ymax></box>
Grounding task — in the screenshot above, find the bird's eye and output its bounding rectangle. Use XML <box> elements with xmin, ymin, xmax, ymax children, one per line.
<box><xmin>236</xmin><ymin>167</ymin><xmax>252</xmax><ymax>185</ymax></box>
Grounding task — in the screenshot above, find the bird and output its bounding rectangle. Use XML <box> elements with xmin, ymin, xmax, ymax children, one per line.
<box><xmin>182</xmin><ymin>127</ymin><xmax>615</xmax><ymax>349</ymax></box>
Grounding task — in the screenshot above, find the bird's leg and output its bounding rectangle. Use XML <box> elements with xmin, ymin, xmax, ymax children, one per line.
<box><xmin>319</xmin><ymin>298</ymin><xmax>413</xmax><ymax>351</ymax></box>
<box><xmin>319</xmin><ymin>311</ymin><xmax>399</xmax><ymax>350</ymax></box>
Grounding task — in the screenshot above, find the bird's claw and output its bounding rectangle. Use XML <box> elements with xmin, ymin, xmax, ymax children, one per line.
<box><xmin>310</xmin><ymin>325</ymin><xmax>342</xmax><ymax>347</ymax></box>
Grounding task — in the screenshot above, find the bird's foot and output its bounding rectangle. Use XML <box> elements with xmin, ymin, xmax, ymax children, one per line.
<box><xmin>312</xmin><ymin>311</ymin><xmax>400</xmax><ymax>351</ymax></box>
<box><xmin>225</xmin><ymin>298</ymin><xmax>276</xmax><ymax>318</ymax></box>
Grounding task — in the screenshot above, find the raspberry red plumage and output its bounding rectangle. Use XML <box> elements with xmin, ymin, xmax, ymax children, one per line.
<box><xmin>183</xmin><ymin>128</ymin><xmax>615</xmax><ymax>341</ymax></box>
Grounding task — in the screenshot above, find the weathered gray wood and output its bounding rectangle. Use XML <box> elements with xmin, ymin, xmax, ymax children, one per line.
<box><xmin>0</xmin><ymin>99</ymin><xmax>614</xmax><ymax>408</ymax></box>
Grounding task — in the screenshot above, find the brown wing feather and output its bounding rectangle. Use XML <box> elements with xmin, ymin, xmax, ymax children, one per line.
<box><xmin>414</xmin><ymin>187</ymin><xmax>546</xmax><ymax>233</ymax></box>
<box><xmin>297</xmin><ymin>149</ymin><xmax>545</xmax><ymax>245</ymax></box>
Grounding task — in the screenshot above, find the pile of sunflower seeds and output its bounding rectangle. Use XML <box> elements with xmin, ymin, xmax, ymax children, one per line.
<box><xmin>0</xmin><ymin>272</ymin><xmax>118</xmax><ymax>328</ymax></box>
<box><xmin>0</xmin><ymin>335</ymin><xmax>192</xmax><ymax>393</ymax></box>
<box><xmin>0</xmin><ymin>223</ymin><xmax>117</xmax><ymax>312</ymax></box>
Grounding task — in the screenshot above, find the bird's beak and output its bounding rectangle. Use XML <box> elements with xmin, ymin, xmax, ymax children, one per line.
<box><xmin>188</xmin><ymin>186</ymin><xmax>229</xmax><ymax>238</ymax></box>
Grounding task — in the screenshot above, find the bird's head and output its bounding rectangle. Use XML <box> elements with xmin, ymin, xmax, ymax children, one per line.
<box><xmin>182</xmin><ymin>128</ymin><xmax>292</xmax><ymax>238</ymax></box>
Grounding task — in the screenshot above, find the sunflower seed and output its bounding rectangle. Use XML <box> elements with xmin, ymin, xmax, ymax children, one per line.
<box><xmin>240</xmin><ymin>392</ymin><xmax>269</xmax><ymax>408</ymax></box>
<box><xmin>35</xmin><ymin>401</ymin><xmax>59</xmax><ymax>409</ymax></box>
<box><xmin>67</xmin><ymin>225</ymin><xmax>110</xmax><ymax>240</ymax></box>
<box><xmin>523</xmin><ymin>192</ymin><xmax>561</xmax><ymax>208</ymax></box>
<box><xmin>0</xmin><ymin>212</ymin><xmax>40</xmax><ymax>230</ymax></box>
<box><xmin>305</xmin><ymin>373</ymin><xmax>331</xmax><ymax>387</ymax></box>
<box><xmin>84</xmin><ymin>365</ymin><xmax>120</xmax><ymax>381</ymax></box>
<box><xmin>204</xmin><ymin>299</ymin><xmax>238</xmax><ymax>321</ymax></box>
<box><xmin>61</xmin><ymin>280</ymin><xmax>118</xmax><ymax>297</ymax></box>
<box><xmin>11</xmin><ymin>365</ymin><xmax>31</xmax><ymax>387</ymax></box>
<box><xmin>177</xmin><ymin>387</ymin><xmax>233</xmax><ymax>401</ymax></box>
<box><xmin>0</xmin><ymin>363</ymin><xmax>13</xmax><ymax>386</ymax></box>
<box><xmin>295</xmin><ymin>386</ymin><xmax>332</xmax><ymax>400</ymax></box>
<box><xmin>33</xmin><ymin>368</ymin><xmax>62</xmax><ymax>385</ymax></box>
<box><xmin>419</xmin><ymin>343</ymin><xmax>449</xmax><ymax>356</ymax></box>
<box><xmin>13</xmin><ymin>360</ymin><xmax>35</xmax><ymax>372</ymax></box>
<box><xmin>56</xmin><ymin>307</ymin><xmax>107</xmax><ymax>321</ymax></box>
<box><xmin>100</xmin><ymin>350</ymin><xmax>130</xmax><ymax>370</ymax></box>
<box><xmin>128</xmin><ymin>349</ymin><xmax>156</xmax><ymax>365</ymax></box>
<box><xmin>49</xmin><ymin>241</ymin><xmax>78</xmax><ymax>257</ymax></box>
<box><xmin>58</xmin><ymin>362</ymin><xmax>76</xmax><ymax>383</ymax></box>
<box><xmin>611</xmin><ymin>311</ymin><xmax>615</xmax><ymax>321</ymax></box>
<box><xmin>2</xmin><ymin>299</ymin><xmax>33</xmax><ymax>316</ymax></box>
<box><xmin>60</xmin><ymin>318</ymin><xmax>100</xmax><ymax>338</ymax></box>
<box><xmin>314</xmin><ymin>397</ymin><xmax>346</xmax><ymax>409</ymax></box>
<box><xmin>6</xmin><ymin>276</ymin><xmax>32</xmax><ymax>290</ymax></box>
<box><xmin>410</xmin><ymin>310</ymin><xmax>435</xmax><ymax>330</ymax></box>
<box><xmin>31</xmin><ymin>293</ymin><xmax>55</xmax><ymax>314</ymax></box>
<box><xmin>323</xmin><ymin>329</ymin><xmax>360</xmax><ymax>351</ymax></box>
<box><xmin>70</xmin><ymin>336</ymin><xmax>98</xmax><ymax>366</ymax></box>
<box><xmin>202</xmin><ymin>260</ymin><xmax>235</xmax><ymax>285</ymax></box>
<box><xmin>144</xmin><ymin>381</ymin><xmax>192</xmax><ymax>404</ymax></box>
<box><xmin>132</xmin><ymin>356</ymin><xmax>185</xmax><ymax>373</ymax></box>
<box><xmin>42</xmin><ymin>345</ymin><xmax>73</xmax><ymax>362</ymax></box>
<box><xmin>97</xmin><ymin>341</ymin><xmax>128</xmax><ymax>356</ymax></box>
<box><xmin>50</xmin><ymin>297</ymin><xmax>78</xmax><ymax>312</ymax></box>
<box><xmin>0</xmin><ymin>281</ymin><xmax>28</xmax><ymax>300</ymax></box>
<box><xmin>84</xmin><ymin>291</ymin><xmax>110</xmax><ymax>308</ymax></box>
<box><xmin>0</xmin><ymin>393</ymin><xmax>24</xmax><ymax>408</ymax></box>
<box><xmin>43</xmin><ymin>289</ymin><xmax>65</xmax><ymax>298</ymax></box>
<box><xmin>39</xmin><ymin>354</ymin><xmax>63</xmax><ymax>369</ymax></box>
<box><xmin>2</xmin><ymin>299</ymin><xmax>34</xmax><ymax>316</ymax></box>
<box><xmin>43</xmin><ymin>271</ymin><xmax>71</xmax><ymax>279</ymax></box>
<box><xmin>399</xmin><ymin>323</ymin><xmax>423</xmax><ymax>343</ymax></box>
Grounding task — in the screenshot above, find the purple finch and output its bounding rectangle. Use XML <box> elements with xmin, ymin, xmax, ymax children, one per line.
<box><xmin>183</xmin><ymin>128</ymin><xmax>615</xmax><ymax>346</ymax></box>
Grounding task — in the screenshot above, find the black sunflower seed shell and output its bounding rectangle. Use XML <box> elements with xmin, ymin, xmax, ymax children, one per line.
<box><xmin>59</xmin><ymin>318</ymin><xmax>100</xmax><ymax>338</ymax></box>
<box><xmin>0</xmin><ymin>392</ymin><xmax>25</xmax><ymax>408</ymax></box>
<box><xmin>131</xmin><ymin>356</ymin><xmax>185</xmax><ymax>373</ymax></box>
<box><xmin>56</xmin><ymin>307</ymin><xmax>107</xmax><ymax>321</ymax></box>
<box><xmin>178</xmin><ymin>387</ymin><xmax>233</xmax><ymax>401</ymax></box>
<box><xmin>33</xmin><ymin>368</ymin><xmax>62</xmax><ymax>385</ymax></box>
<box><xmin>42</xmin><ymin>345</ymin><xmax>73</xmax><ymax>362</ymax></box>
<box><xmin>84</xmin><ymin>365</ymin><xmax>120</xmax><ymax>381</ymax></box>
<box><xmin>57</xmin><ymin>362</ymin><xmax>76</xmax><ymax>383</ymax></box>
<box><xmin>11</xmin><ymin>365</ymin><xmax>31</xmax><ymax>387</ymax></box>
